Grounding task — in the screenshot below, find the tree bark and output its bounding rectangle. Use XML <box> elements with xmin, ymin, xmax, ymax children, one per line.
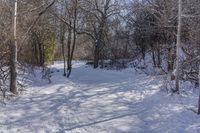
<box><xmin>175</xmin><ymin>0</ymin><xmax>182</xmax><ymax>93</ymax></box>
<box><xmin>157</xmin><ymin>47</ymin><xmax>161</xmax><ymax>68</ymax></box>
<box><xmin>67</xmin><ymin>2</ymin><xmax>77</xmax><ymax>78</ymax></box>
<box><xmin>168</xmin><ymin>47</ymin><xmax>172</xmax><ymax>72</ymax></box>
<box><xmin>152</xmin><ymin>50</ymin><xmax>156</xmax><ymax>67</ymax></box>
<box><xmin>94</xmin><ymin>44</ymin><xmax>99</xmax><ymax>69</ymax></box>
<box><xmin>67</xmin><ymin>20</ymin><xmax>72</xmax><ymax>76</ymax></box>
<box><xmin>10</xmin><ymin>0</ymin><xmax>18</xmax><ymax>94</ymax></box>
<box><xmin>38</xmin><ymin>42</ymin><xmax>43</xmax><ymax>66</ymax></box>
<box><xmin>61</xmin><ymin>25</ymin><xmax>66</xmax><ymax>76</ymax></box>
<box><xmin>198</xmin><ymin>65</ymin><xmax>200</xmax><ymax>114</ymax></box>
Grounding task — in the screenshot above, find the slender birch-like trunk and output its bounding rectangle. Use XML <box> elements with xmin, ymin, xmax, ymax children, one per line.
<box><xmin>10</xmin><ymin>0</ymin><xmax>18</xmax><ymax>94</ymax></box>
<box><xmin>198</xmin><ymin>65</ymin><xmax>200</xmax><ymax>114</ymax></box>
<box><xmin>175</xmin><ymin>0</ymin><xmax>182</xmax><ymax>93</ymax></box>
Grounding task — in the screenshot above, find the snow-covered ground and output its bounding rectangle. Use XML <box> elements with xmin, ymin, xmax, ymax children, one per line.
<box><xmin>0</xmin><ymin>61</ymin><xmax>200</xmax><ymax>133</ymax></box>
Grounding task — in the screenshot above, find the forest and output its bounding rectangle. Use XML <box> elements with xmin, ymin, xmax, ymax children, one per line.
<box><xmin>1</xmin><ymin>0</ymin><xmax>200</xmax><ymax>132</ymax></box>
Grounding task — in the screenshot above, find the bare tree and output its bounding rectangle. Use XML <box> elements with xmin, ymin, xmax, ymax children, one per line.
<box><xmin>10</xmin><ymin>0</ymin><xmax>18</xmax><ymax>94</ymax></box>
<box><xmin>80</xmin><ymin>0</ymin><xmax>119</xmax><ymax>68</ymax></box>
<box><xmin>67</xmin><ymin>0</ymin><xmax>78</xmax><ymax>77</ymax></box>
<box><xmin>175</xmin><ymin>0</ymin><xmax>182</xmax><ymax>93</ymax></box>
<box><xmin>59</xmin><ymin>3</ymin><xmax>67</xmax><ymax>76</ymax></box>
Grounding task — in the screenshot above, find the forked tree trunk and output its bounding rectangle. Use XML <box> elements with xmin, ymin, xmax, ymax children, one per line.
<box><xmin>10</xmin><ymin>0</ymin><xmax>18</xmax><ymax>94</ymax></box>
<box><xmin>67</xmin><ymin>3</ymin><xmax>77</xmax><ymax>78</ymax></box>
<box><xmin>60</xmin><ymin>5</ymin><xmax>67</xmax><ymax>76</ymax></box>
<box><xmin>175</xmin><ymin>0</ymin><xmax>182</xmax><ymax>93</ymax></box>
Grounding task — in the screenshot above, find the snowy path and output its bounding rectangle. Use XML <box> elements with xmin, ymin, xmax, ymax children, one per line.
<box><xmin>0</xmin><ymin>62</ymin><xmax>200</xmax><ymax>133</ymax></box>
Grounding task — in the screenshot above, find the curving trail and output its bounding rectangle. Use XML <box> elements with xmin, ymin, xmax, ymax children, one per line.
<box><xmin>0</xmin><ymin>62</ymin><xmax>200</xmax><ymax>133</ymax></box>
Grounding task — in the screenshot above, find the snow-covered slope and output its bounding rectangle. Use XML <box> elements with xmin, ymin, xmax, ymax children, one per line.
<box><xmin>0</xmin><ymin>61</ymin><xmax>200</xmax><ymax>133</ymax></box>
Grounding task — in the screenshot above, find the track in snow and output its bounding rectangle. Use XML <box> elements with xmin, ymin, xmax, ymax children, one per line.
<box><xmin>0</xmin><ymin>61</ymin><xmax>200</xmax><ymax>133</ymax></box>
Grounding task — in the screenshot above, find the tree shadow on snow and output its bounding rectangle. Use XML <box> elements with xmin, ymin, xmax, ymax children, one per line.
<box><xmin>1</xmin><ymin>63</ymin><xmax>200</xmax><ymax>133</ymax></box>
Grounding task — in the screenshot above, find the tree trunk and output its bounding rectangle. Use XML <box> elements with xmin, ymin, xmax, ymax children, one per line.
<box><xmin>60</xmin><ymin>14</ymin><xmax>66</xmax><ymax>76</ymax></box>
<box><xmin>42</xmin><ymin>42</ymin><xmax>45</xmax><ymax>67</ymax></box>
<box><xmin>168</xmin><ymin>47</ymin><xmax>172</xmax><ymax>72</ymax></box>
<box><xmin>198</xmin><ymin>65</ymin><xmax>200</xmax><ymax>114</ymax></box>
<box><xmin>94</xmin><ymin>44</ymin><xmax>99</xmax><ymax>69</ymax></box>
<box><xmin>38</xmin><ymin>42</ymin><xmax>43</xmax><ymax>66</ymax></box>
<box><xmin>10</xmin><ymin>0</ymin><xmax>18</xmax><ymax>94</ymax></box>
<box><xmin>157</xmin><ymin>47</ymin><xmax>161</xmax><ymax>68</ymax></box>
<box><xmin>10</xmin><ymin>43</ymin><xmax>17</xmax><ymax>94</ymax></box>
<box><xmin>175</xmin><ymin>0</ymin><xmax>182</xmax><ymax>93</ymax></box>
<box><xmin>34</xmin><ymin>42</ymin><xmax>39</xmax><ymax>65</ymax></box>
<box><xmin>152</xmin><ymin>50</ymin><xmax>156</xmax><ymax>67</ymax></box>
<box><xmin>67</xmin><ymin>20</ymin><xmax>72</xmax><ymax>75</ymax></box>
<box><xmin>61</xmin><ymin>25</ymin><xmax>66</xmax><ymax>76</ymax></box>
<box><xmin>100</xmin><ymin>52</ymin><xmax>104</xmax><ymax>69</ymax></box>
<box><xmin>67</xmin><ymin>4</ymin><xmax>77</xmax><ymax>78</ymax></box>
<box><xmin>168</xmin><ymin>47</ymin><xmax>175</xmax><ymax>80</ymax></box>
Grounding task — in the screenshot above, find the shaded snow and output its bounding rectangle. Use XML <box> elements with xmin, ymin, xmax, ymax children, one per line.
<box><xmin>0</xmin><ymin>61</ymin><xmax>200</xmax><ymax>133</ymax></box>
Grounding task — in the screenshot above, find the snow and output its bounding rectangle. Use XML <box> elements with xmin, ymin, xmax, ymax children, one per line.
<box><xmin>1</xmin><ymin>61</ymin><xmax>200</xmax><ymax>133</ymax></box>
